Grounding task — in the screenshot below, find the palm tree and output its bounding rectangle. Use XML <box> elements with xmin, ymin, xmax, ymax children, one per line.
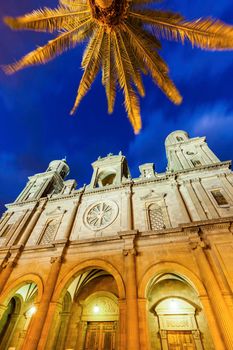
<box><xmin>3</xmin><ymin>0</ymin><xmax>233</xmax><ymax>133</ymax></box>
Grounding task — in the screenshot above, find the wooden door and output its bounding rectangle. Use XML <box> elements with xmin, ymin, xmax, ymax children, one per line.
<box><xmin>167</xmin><ymin>331</ymin><xmax>196</xmax><ymax>350</ymax></box>
<box><xmin>84</xmin><ymin>321</ymin><xmax>117</xmax><ymax>350</ymax></box>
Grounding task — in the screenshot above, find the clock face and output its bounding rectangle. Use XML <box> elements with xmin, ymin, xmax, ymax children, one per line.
<box><xmin>84</xmin><ymin>201</ymin><xmax>118</xmax><ymax>230</ymax></box>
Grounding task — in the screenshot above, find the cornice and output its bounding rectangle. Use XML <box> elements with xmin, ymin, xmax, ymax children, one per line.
<box><xmin>168</xmin><ymin>161</ymin><xmax>231</xmax><ymax>177</ymax></box>
<box><xmin>166</xmin><ymin>136</ymin><xmax>206</xmax><ymax>148</ymax></box>
<box><xmin>180</xmin><ymin>217</ymin><xmax>233</xmax><ymax>235</ymax></box>
<box><xmin>3</xmin><ymin>161</ymin><xmax>232</xmax><ymax>210</ymax></box>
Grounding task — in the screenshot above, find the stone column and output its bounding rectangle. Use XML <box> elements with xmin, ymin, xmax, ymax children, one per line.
<box><xmin>184</xmin><ymin>180</ymin><xmax>207</xmax><ymax>220</ymax></box>
<box><xmin>177</xmin><ymin>150</ymin><xmax>189</xmax><ymax>169</ymax></box>
<box><xmin>18</xmin><ymin>200</ymin><xmax>47</xmax><ymax>246</ymax></box>
<box><xmin>0</xmin><ymin>211</ymin><xmax>13</xmax><ymax>231</ymax></box>
<box><xmin>22</xmin><ymin>256</ymin><xmax>63</xmax><ymax>350</ymax></box>
<box><xmin>190</xmin><ymin>239</ymin><xmax>233</xmax><ymax>349</ymax></box>
<box><xmin>126</xmin><ymin>185</ymin><xmax>133</xmax><ymax>230</ymax></box>
<box><xmin>77</xmin><ymin>321</ymin><xmax>88</xmax><ymax>350</ymax></box>
<box><xmin>56</xmin><ymin>311</ymin><xmax>71</xmax><ymax>350</ymax></box>
<box><xmin>6</xmin><ymin>209</ymin><xmax>32</xmax><ymax>246</ymax></box>
<box><xmin>118</xmin><ymin>299</ymin><xmax>126</xmax><ymax>350</ymax></box>
<box><xmin>0</xmin><ymin>259</ymin><xmax>18</xmax><ymax>294</ymax></box>
<box><xmin>0</xmin><ymin>202</ymin><xmax>46</xmax><ymax>295</ymax></box>
<box><xmin>199</xmin><ymin>295</ymin><xmax>225</xmax><ymax>350</ymax></box>
<box><xmin>173</xmin><ymin>150</ymin><xmax>183</xmax><ymax>170</ymax></box>
<box><xmin>124</xmin><ymin>247</ymin><xmax>140</xmax><ymax>350</ymax></box>
<box><xmin>171</xmin><ymin>181</ymin><xmax>191</xmax><ymax>223</ymax></box>
<box><xmin>43</xmin><ymin>302</ymin><xmax>63</xmax><ymax>350</ymax></box>
<box><xmin>1</xmin><ymin>313</ymin><xmax>19</xmax><ymax>349</ymax></box>
<box><xmin>192</xmin><ymin>330</ymin><xmax>204</xmax><ymax>350</ymax></box>
<box><xmin>37</xmin><ymin>198</ymin><xmax>82</xmax><ymax>350</ymax></box>
<box><xmin>62</xmin><ymin>302</ymin><xmax>82</xmax><ymax>350</ymax></box>
<box><xmin>138</xmin><ymin>298</ymin><xmax>150</xmax><ymax>350</ymax></box>
<box><xmin>160</xmin><ymin>330</ymin><xmax>169</xmax><ymax>350</ymax></box>
<box><xmin>192</xmin><ymin>179</ymin><xmax>219</xmax><ymax>219</ymax></box>
<box><xmin>63</xmin><ymin>199</ymin><xmax>81</xmax><ymax>240</ymax></box>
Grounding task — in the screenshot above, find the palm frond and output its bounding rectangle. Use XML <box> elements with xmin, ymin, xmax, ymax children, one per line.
<box><xmin>4</xmin><ymin>0</ymin><xmax>233</xmax><ymax>133</ymax></box>
<box><xmin>3</xmin><ymin>18</ymin><xmax>92</xmax><ymax>74</ymax></box>
<box><xmin>71</xmin><ymin>26</ymin><xmax>105</xmax><ymax>114</ymax></box>
<box><xmin>60</xmin><ymin>0</ymin><xmax>88</xmax><ymax>10</ymax></box>
<box><xmin>124</xmin><ymin>21</ymin><xmax>182</xmax><ymax>105</ymax></box>
<box><xmin>117</xmin><ymin>29</ymin><xmax>145</xmax><ymax>97</ymax></box>
<box><xmin>113</xmin><ymin>31</ymin><xmax>141</xmax><ymax>134</ymax></box>
<box><xmin>130</xmin><ymin>11</ymin><xmax>233</xmax><ymax>50</ymax></box>
<box><xmin>102</xmin><ymin>32</ymin><xmax>116</xmax><ymax>114</ymax></box>
<box><xmin>4</xmin><ymin>7</ymin><xmax>90</xmax><ymax>33</ymax></box>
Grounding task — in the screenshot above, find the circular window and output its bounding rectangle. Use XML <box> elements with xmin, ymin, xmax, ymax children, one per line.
<box><xmin>84</xmin><ymin>201</ymin><xmax>118</xmax><ymax>230</ymax></box>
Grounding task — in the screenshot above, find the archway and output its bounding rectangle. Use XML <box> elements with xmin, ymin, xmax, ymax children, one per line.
<box><xmin>144</xmin><ymin>272</ymin><xmax>215</xmax><ymax>350</ymax></box>
<box><xmin>0</xmin><ymin>282</ymin><xmax>39</xmax><ymax>350</ymax></box>
<box><xmin>46</xmin><ymin>262</ymin><xmax>125</xmax><ymax>350</ymax></box>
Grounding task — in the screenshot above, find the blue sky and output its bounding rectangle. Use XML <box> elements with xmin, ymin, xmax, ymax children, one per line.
<box><xmin>0</xmin><ymin>0</ymin><xmax>233</xmax><ymax>213</ymax></box>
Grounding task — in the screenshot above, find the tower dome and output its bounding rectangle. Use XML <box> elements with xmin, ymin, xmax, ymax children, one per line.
<box><xmin>165</xmin><ymin>130</ymin><xmax>189</xmax><ymax>147</ymax></box>
<box><xmin>47</xmin><ymin>159</ymin><xmax>70</xmax><ymax>179</ymax></box>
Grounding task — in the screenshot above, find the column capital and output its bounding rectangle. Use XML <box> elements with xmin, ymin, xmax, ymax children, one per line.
<box><xmin>189</xmin><ymin>238</ymin><xmax>209</xmax><ymax>250</ymax></box>
<box><xmin>118</xmin><ymin>230</ymin><xmax>138</xmax><ymax>239</ymax></box>
<box><xmin>123</xmin><ymin>248</ymin><xmax>137</xmax><ymax>256</ymax></box>
<box><xmin>160</xmin><ymin>330</ymin><xmax>167</xmax><ymax>339</ymax></box>
<box><xmin>50</xmin><ymin>256</ymin><xmax>64</xmax><ymax>264</ymax></box>
<box><xmin>192</xmin><ymin>330</ymin><xmax>201</xmax><ymax>340</ymax></box>
<box><xmin>8</xmin><ymin>259</ymin><xmax>18</xmax><ymax>268</ymax></box>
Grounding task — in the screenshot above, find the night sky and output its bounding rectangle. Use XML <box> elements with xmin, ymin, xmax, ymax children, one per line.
<box><xmin>0</xmin><ymin>0</ymin><xmax>233</xmax><ymax>213</ymax></box>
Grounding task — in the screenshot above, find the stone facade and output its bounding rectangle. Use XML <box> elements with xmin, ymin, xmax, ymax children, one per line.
<box><xmin>0</xmin><ymin>130</ymin><xmax>233</xmax><ymax>349</ymax></box>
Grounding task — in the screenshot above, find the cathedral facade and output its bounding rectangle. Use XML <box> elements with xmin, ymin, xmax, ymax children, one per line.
<box><xmin>0</xmin><ymin>130</ymin><xmax>233</xmax><ymax>350</ymax></box>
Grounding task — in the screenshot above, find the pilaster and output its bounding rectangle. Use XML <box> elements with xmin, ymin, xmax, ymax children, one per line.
<box><xmin>120</xmin><ymin>230</ymin><xmax>140</xmax><ymax>350</ymax></box>
<box><xmin>23</xmin><ymin>256</ymin><xmax>63</xmax><ymax>350</ymax></box>
<box><xmin>189</xmin><ymin>234</ymin><xmax>233</xmax><ymax>349</ymax></box>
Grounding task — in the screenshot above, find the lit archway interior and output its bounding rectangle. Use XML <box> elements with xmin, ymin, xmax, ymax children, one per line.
<box><xmin>147</xmin><ymin>273</ymin><xmax>214</xmax><ymax>350</ymax></box>
<box><xmin>0</xmin><ymin>282</ymin><xmax>38</xmax><ymax>350</ymax></box>
<box><xmin>47</xmin><ymin>269</ymin><xmax>119</xmax><ymax>350</ymax></box>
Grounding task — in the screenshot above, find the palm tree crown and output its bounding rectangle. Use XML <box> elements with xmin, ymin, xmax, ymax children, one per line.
<box><xmin>3</xmin><ymin>0</ymin><xmax>233</xmax><ymax>133</ymax></box>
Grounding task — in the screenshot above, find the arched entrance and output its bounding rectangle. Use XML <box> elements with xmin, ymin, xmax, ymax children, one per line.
<box><xmin>0</xmin><ymin>282</ymin><xmax>38</xmax><ymax>349</ymax></box>
<box><xmin>47</xmin><ymin>267</ymin><xmax>122</xmax><ymax>350</ymax></box>
<box><xmin>146</xmin><ymin>273</ymin><xmax>214</xmax><ymax>350</ymax></box>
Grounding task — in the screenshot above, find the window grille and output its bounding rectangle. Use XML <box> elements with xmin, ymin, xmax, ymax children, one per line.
<box><xmin>40</xmin><ymin>220</ymin><xmax>58</xmax><ymax>245</ymax></box>
<box><xmin>149</xmin><ymin>206</ymin><xmax>165</xmax><ymax>230</ymax></box>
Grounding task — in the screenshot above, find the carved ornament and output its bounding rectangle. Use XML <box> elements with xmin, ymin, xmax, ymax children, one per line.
<box><xmin>84</xmin><ymin>200</ymin><xmax>118</xmax><ymax>231</ymax></box>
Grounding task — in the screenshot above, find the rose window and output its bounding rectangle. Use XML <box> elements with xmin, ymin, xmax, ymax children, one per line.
<box><xmin>84</xmin><ymin>201</ymin><xmax>118</xmax><ymax>230</ymax></box>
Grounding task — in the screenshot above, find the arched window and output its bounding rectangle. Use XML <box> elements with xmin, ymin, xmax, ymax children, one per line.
<box><xmin>39</xmin><ymin>219</ymin><xmax>58</xmax><ymax>245</ymax></box>
<box><xmin>96</xmin><ymin>171</ymin><xmax>116</xmax><ymax>187</ymax></box>
<box><xmin>176</xmin><ymin>136</ymin><xmax>184</xmax><ymax>142</ymax></box>
<box><xmin>148</xmin><ymin>204</ymin><xmax>166</xmax><ymax>230</ymax></box>
<box><xmin>101</xmin><ymin>173</ymin><xmax>116</xmax><ymax>186</ymax></box>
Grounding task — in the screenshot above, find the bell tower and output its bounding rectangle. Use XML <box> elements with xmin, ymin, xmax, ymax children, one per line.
<box><xmin>15</xmin><ymin>159</ymin><xmax>70</xmax><ymax>203</ymax></box>
<box><xmin>88</xmin><ymin>152</ymin><xmax>131</xmax><ymax>189</ymax></box>
<box><xmin>165</xmin><ymin>130</ymin><xmax>220</xmax><ymax>172</ymax></box>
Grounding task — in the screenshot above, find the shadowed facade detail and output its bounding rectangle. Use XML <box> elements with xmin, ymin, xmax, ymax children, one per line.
<box><xmin>0</xmin><ymin>130</ymin><xmax>233</xmax><ymax>349</ymax></box>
